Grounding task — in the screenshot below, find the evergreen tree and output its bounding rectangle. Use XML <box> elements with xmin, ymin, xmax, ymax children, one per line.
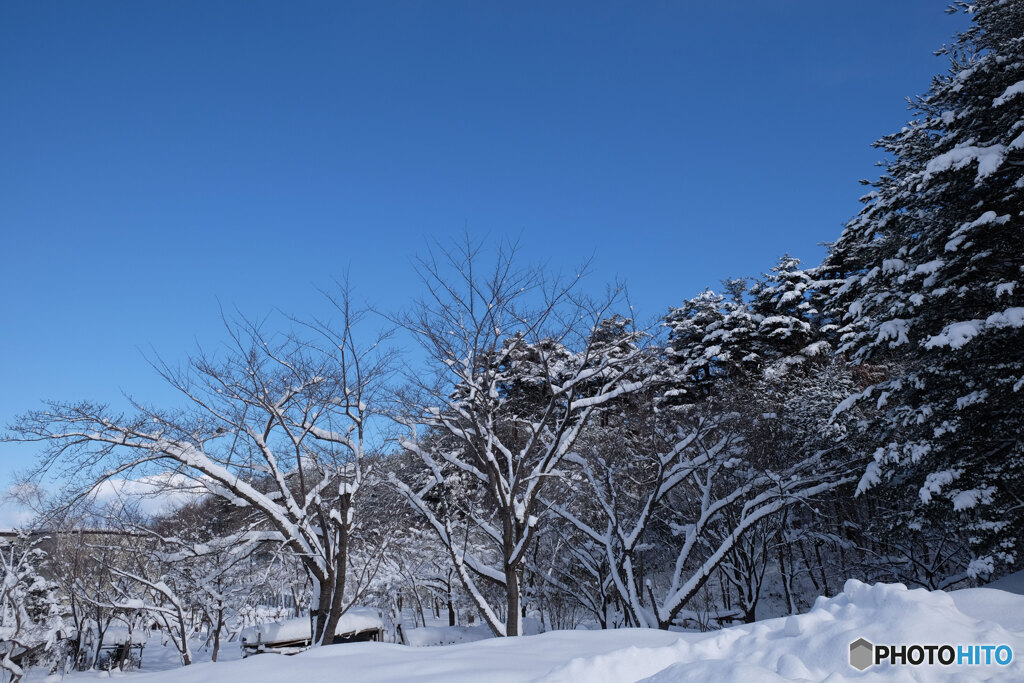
<box><xmin>664</xmin><ymin>257</ymin><xmax>834</xmax><ymax>400</ymax></box>
<box><xmin>824</xmin><ymin>0</ymin><xmax>1024</xmax><ymax>576</ymax></box>
<box><xmin>663</xmin><ymin>289</ymin><xmax>730</xmax><ymax>400</ymax></box>
<box><xmin>749</xmin><ymin>255</ymin><xmax>818</xmax><ymax>360</ymax></box>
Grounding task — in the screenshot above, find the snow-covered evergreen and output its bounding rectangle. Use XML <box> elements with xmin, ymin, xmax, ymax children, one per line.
<box><xmin>824</xmin><ymin>0</ymin><xmax>1024</xmax><ymax>576</ymax></box>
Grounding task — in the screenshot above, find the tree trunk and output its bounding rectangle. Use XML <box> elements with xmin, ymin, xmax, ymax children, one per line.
<box><xmin>211</xmin><ymin>605</ymin><xmax>223</xmax><ymax>663</ymax></box>
<box><xmin>778</xmin><ymin>545</ymin><xmax>796</xmax><ymax>615</ymax></box>
<box><xmin>311</xmin><ymin>575</ymin><xmax>333</xmax><ymax>645</ymax></box>
<box><xmin>742</xmin><ymin>602</ymin><xmax>756</xmax><ymax>624</ymax></box>
<box><xmin>504</xmin><ymin>565</ymin><xmax>522</xmax><ymax>636</ymax></box>
<box><xmin>92</xmin><ymin>621</ymin><xmax>107</xmax><ymax>671</ymax></box>
<box><xmin>447</xmin><ymin>586</ymin><xmax>456</xmax><ymax>627</ymax></box>
<box><xmin>318</xmin><ymin>513</ymin><xmax>350</xmax><ymax>646</ymax></box>
<box><xmin>413</xmin><ymin>588</ymin><xmax>426</xmax><ymax>627</ymax></box>
<box><xmin>814</xmin><ymin>541</ymin><xmax>830</xmax><ymax>596</ymax></box>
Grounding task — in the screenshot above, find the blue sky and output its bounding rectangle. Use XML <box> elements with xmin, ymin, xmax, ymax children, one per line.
<box><xmin>0</xmin><ymin>1</ymin><xmax>968</xmax><ymax>490</ymax></box>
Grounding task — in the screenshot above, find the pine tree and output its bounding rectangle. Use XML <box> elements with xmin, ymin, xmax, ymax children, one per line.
<box><xmin>663</xmin><ymin>289</ymin><xmax>730</xmax><ymax>400</ymax></box>
<box><xmin>749</xmin><ymin>255</ymin><xmax>836</xmax><ymax>377</ymax></box>
<box><xmin>825</xmin><ymin>0</ymin><xmax>1024</xmax><ymax>577</ymax></box>
<box><xmin>663</xmin><ymin>257</ymin><xmax>834</xmax><ymax>400</ymax></box>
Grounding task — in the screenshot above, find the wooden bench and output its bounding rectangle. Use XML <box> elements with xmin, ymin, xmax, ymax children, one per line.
<box><xmin>95</xmin><ymin>641</ymin><xmax>145</xmax><ymax>670</ymax></box>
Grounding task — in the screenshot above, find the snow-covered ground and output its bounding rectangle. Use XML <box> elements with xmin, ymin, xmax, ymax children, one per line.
<box><xmin>983</xmin><ymin>570</ymin><xmax>1024</xmax><ymax>597</ymax></box>
<box><xmin>402</xmin><ymin>623</ymin><xmax>495</xmax><ymax>648</ymax></box>
<box><xmin>33</xmin><ymin>579</ymin><xmax>1024</xmax><ymax>682</ymax></box>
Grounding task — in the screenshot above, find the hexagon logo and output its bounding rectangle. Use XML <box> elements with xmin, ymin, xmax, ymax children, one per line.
<box><xmin>849</xmin><ymin>638</ymin><xmax>874</xmax><ymax>671</ymax></box>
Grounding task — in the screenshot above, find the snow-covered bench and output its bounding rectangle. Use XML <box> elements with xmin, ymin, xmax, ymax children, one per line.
<box><xmin>240</xmin><ymin>607</ymin><xmax>385</xmax><ymax>656</ymax></box>
<box><xmin>94</xmin><ymin>626</ymin><xmax>147</xmax><ymax>671</ymax></box>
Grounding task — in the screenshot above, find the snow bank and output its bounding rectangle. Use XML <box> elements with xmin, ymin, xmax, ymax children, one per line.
<box><xmin>124</xmin><ymin>581</ymin><xmax>1024</xmax><ymax>682</ymax></box>
<box><xmin>952</xmin><ymin>587</ymin><xmax>1024</xmax><ymax>633</ymax></box>
<box><xmin>548</xmin><ymin>580</ymin><xmax>1024</xmax><ymax>682</ymax></box>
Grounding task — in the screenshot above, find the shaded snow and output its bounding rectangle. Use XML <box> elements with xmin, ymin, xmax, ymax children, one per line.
<box><xmin>403</xmin><ymin>624</ymin><xmax>500</xmax><ymax>647</ymax></box>
<box><xmin>980</xmin><ymin>569</ymin><xmax>1024</xmax><ymax>598</ymax></box>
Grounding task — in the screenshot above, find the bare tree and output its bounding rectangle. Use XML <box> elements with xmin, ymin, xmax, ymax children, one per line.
<box><xmin>40</xmin><ymin>512</ymin><xmax>140</xmax><ymax>671</ymax></box>
<box><xmin>716</xmin><ymin>514</ymin><xmax>775</xmax><ymax>624</ymax></box>
<box><xmin>389</xmin><ymin>239</ymin><xmax>645</xmax><ymax>636</ymax></box>
<box><xmin>551</xmin><ymin>398</ymin><xmax>853</xmax><ymax>629</ymax></box>
<box><xmin>8</xmin><ymin>288</ymin><xmax>392</xmax><ymax>646</ymax></box>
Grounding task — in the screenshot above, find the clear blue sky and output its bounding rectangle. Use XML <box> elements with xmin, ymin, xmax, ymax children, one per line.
<box><xmin>0</xmin><ymin>1</ymin><xmax>967</xmax><ymax>487</ymax></box>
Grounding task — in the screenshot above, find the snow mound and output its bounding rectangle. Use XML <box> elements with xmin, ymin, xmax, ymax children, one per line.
<box><xmin>641</xmin><ymin>660</ymin><xmax>790</xmax><ymax>683</ymax></box>
<box><xmin>952</xmin><ymin>586</ymin><xmax>1024</xmax><ymax>633</ymax></box>
<box><xmin>545</xmin><ymin>580</ymin><xmax>1024</xmax><ymax>682</ymax></box>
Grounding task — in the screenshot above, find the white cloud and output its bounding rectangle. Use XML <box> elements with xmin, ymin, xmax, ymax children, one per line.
<box><xmin>0</xmin><ymin>495</ymin><xmax>37</xmax><ymax>530</ymax></box>
<box><xmin>88</xmin><ymin>472</ymin><xmax>207</xmax><ymax>517</ymax></box>
<box><xmin>0</xmin><ymin>473</ymin><xmax>206</xmax><ymax>530</ymax></box>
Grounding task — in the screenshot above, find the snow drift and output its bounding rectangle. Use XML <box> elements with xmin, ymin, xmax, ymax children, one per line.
<box><xmin>132</xmin><ymin>581</ymin><xmax>1023</xmax><ymax>682</ymax></box>
<box><xmin>549</xmin><ymin>580</ymin><xmax>1024</xmax><ymax>682</ymax></box>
